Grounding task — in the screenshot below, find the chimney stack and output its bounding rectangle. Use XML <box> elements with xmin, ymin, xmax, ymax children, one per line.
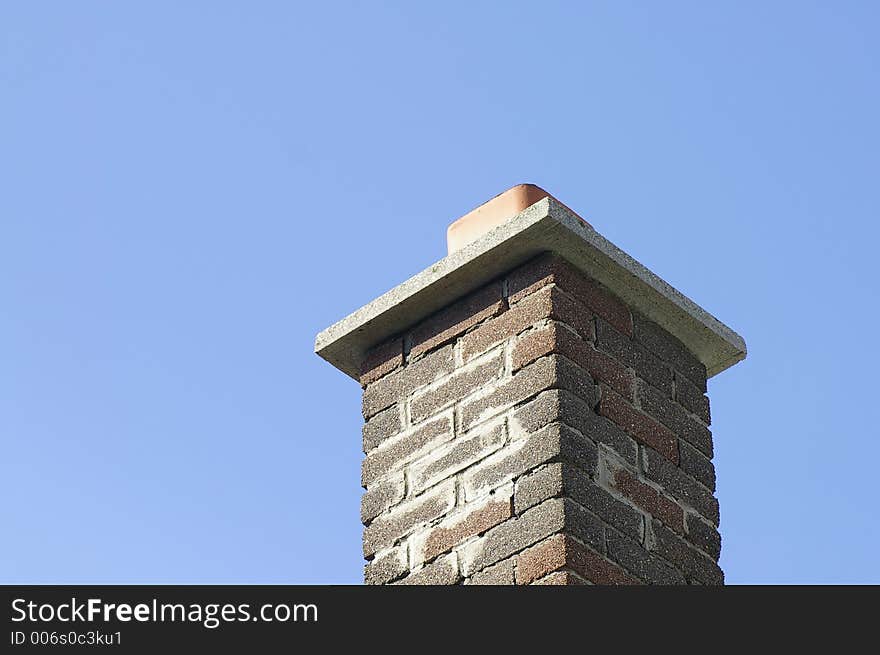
<box><xmin>315</xmin><ymin>185</ymin><xmax>746</xmax><ymax>585</ymax></box>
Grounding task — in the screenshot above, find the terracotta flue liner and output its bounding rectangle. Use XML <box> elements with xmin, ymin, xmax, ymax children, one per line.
<box><xmin>446</xmin><ymin>184</ymin><xmax>591</xmax><ymax>254</ymax></box>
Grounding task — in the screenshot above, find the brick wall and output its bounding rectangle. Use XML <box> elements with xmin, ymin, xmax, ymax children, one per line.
<box><xmin>358</xmin><ymin>253</ymin><xmax>722</xmax><ymax>585</ymax></box>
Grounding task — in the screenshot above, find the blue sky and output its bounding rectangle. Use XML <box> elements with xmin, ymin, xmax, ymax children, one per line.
<box><xmin>2</xmin><ymin>2</ymin><xmax>877</xmax><ymax>584</ymax></box>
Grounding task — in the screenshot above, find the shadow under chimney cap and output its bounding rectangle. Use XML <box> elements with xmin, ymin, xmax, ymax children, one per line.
<box><xmin>316</xmin><ymin>190</ymin><xmax>746</xmax><ymax>382</ymax></box>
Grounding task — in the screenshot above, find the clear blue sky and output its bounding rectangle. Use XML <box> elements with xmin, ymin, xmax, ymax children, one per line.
<box><xmin>2</xmin><ymin>2</ymin><xmax>877</xmax><ymax>584</ymax></box>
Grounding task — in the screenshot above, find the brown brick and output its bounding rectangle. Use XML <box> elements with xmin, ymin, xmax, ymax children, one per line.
<box><xmin>563</xmin><ymin>333</ymin><xmax>634</xmax><ymax>401</ymax></box>
<box><xmin>409</xmin><ymin>421</ymin><xmax>506</xmax><ymax>494</ymax></box>
<box><xmin>363</xmin><ymin>481</ymin><xmax>455</xmax><ymax>557</ymax></box>
<box><xmin>650</xmin><ymin>519</ymin><xmax>723</xmax><ymax>585</ymax></box>
<box><xmin>395</xmin><ymin>554</ymin><xmax>460</xmax><ymax>585</ymax></box>
<box><xmin>419</xmin><ymin>496</ymin><xmax>512</xmax><ymax>562</ymax></box>
<box><xmin>515</xmin><ymin>534</ymin><xmax>567</xmax><ymax>584</ymax></box>
<box><xmin>410</xmin><ymin>281</ymin><xmax>504</xmax><ymax>358</ymax></box>
<box><xmin>543</xmin><ymin>285</ymin><xmax>596</xmax><ymax>343</ymax></box>
<box><xmin>514</xmin><ymin>462</ymin><xmax>643</xmax><ymax>542</ymax></box>
<box><xmin>459</xmin><ymin>297</ymin><xmax>539</xmax><ymax>363</ymax></box>
<box><xmin>409</xmin><ymin>349</ymin><xmax>504</xmax><ymax>423</ymax></box>
<box><xmin>361</xmin><ymin>412</ymin><xmax>453</xmax><ymax>487</ymax></box>
<box><xmin>361</xmin><ymin>473</ymin><xmax>405</xmax><ymax>523</ymax></box>
<box><xmin>532</xmin><ymin>571</ymin><xmax>589</xmax><ymax>585</ymax></box>
<box><xmin>513</xmin><ymin>390</ymin><xmax>638</xmax><ymax>467</ymax></box>
<box><xmin>637</xmin><ymin>381</ymin><xmax>713</xmax><ymax>457</ymax></box>
<box><xmin>461</xmin><ymin>284</ymin><xmax>596</xmax><ymax>363</ymax></box>
<box><xmin>459</xmin><ymin>498</ymin><xmax>565</xmax><ymax>575</ymax></box>
<box><xmin>674</xmin><ymin>371</ymin><xmax>711</xmax><ymax>424</ymax></box>
<box><xmin>679</xmin><ymin>440</ymin><xmax>716</xmax><ymax>491</ymax></box>
<box><xmin>595</xmin><ymin>318</ymin><xmax>673</xmax><ymax>396</ymax></box>
<box><xmin>563</xmin><ymin>465</ymin><xmax>644</xmax><ymax>541</ymax></box>
<box><xmin>364</xmin><ymin>545</ymin><xmax>408</xmax><ymax>585</ymax></box>
<box><xmin>633</xmin><ymin>313</ymin><xmax>706</xmax><ymax>391</ymax></box>
<box><xmin>461</xmin><ymin>423</ymin><xmax>597</xmax><ymax>501</ymax></box>
<box><xmin>685</xmin><ymin>512</ymin><xmax>722</xmax><ymax>560</ymax></box>
<box><xmin>509</xmin><ymin>254</ymin><xmax>632</xmax><ymax>336</ymax></box>
<box><xmin>466</xmin><ymin>557</ymin><xmax>515</xmax><ymax>585</ymax></box>
<box><xmin>566</xmin><ymin>542</ymin><xmax>640</xmax><ymax>585</ymax></box>
<box><xmin>513</xmin><ymin>322</ymin><xmax>633</xmax><ymax>399</ymax></box>
<box><xmin>641</xmin><ymin>447</ymin><xmax>719</xmax><ymax>525</ymax></box>
<box><xmin>362</xmin><ymin>404</ymin><xmax>402</xmax><ymax>453</ymax></box>
<box><xmin>359</xmin><ymin>337</ymin><xmax>404</xmax><ymax>387</ymax></box>
<box><xmin>514</xmin><ymin>463</ymin><xmax>564</xmax><ymax>515</ymax></box>
<box><xmin>517</xmin><ymin>534</ymin><xmax>639</xmax><ymax>585</ymax></box>
<box><xmin>507</xmin><ymin>254</ymin><xmax>562</xmax><ymax>303</ymax></box>
<box><xmin>599</xmin><ymin>387</ymin><xmax>678</xmax><ymax>464</ymax></box>
<box><xmin>510</xmin><ymin>323</ymin><xmax>557</xmax><ymax>373</ymax></box>
<box><xmin>605</xmin><ymin>527</ymin><xmax>685</xmax><ymax>584</ymax></box>
<box><xmin>561</xmin><ymin>497</ymin><xmax>606</xmax><ymax>552</ymax></box>
<box><xmin>609</xmin><ymin>467</ymin><xmax>684</xmax><ymax>533</ymax></box>
<box><xmin>460</xmin><ymin>354</ymin><xmax>598</xmax><ymax>432</ymax></box>
<box><xmin>362</xmin><ymin>344</ymin><xmax>454</xmax><ymax>418</ymax></box>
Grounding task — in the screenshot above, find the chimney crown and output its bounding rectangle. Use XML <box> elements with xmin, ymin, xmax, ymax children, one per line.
<box><xmin>315</xmin><ymin>188</ymin><xmax>746</xmax><ymax>381</ymax></box>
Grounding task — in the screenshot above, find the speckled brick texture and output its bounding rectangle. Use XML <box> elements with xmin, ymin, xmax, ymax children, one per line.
<box><xmin>357</xmin><ymin>253</ymin><xmax>722</xmax><ymax>585</ymax></box>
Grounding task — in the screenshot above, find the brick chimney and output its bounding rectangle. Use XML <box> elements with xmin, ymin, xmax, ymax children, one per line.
<box><xmin>315</xmin><ymin>184</ymin><xmax>746</xmax><ymax>585</ymax></box>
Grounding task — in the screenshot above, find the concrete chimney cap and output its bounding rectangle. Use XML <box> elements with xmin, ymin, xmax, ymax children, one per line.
<box><xmin>315</xmin><ymin>189</ymin><xmax>746</xmax><ymax>382</ymax></box>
